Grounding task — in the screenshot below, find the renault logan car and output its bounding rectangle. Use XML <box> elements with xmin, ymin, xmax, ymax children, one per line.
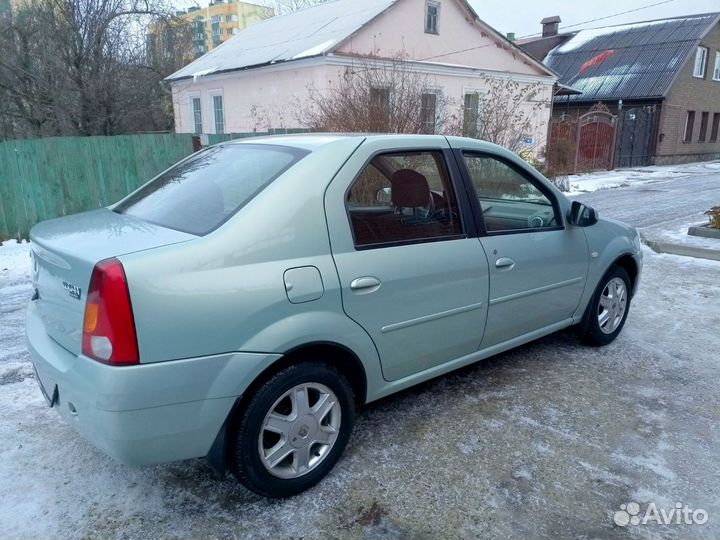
<box><xmin>27</xmin><ymin>134</ymin><xmax>642</xmax><ymax>497</ymax></box>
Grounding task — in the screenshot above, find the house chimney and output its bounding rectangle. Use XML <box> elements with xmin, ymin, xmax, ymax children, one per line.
<box><xmin>506</xmin><ymin>32</ymin><xmax>516</xmax><ymax>41</ymax></box>
<box><xmin>541</xmin><ymin>16</ymin><xmax>561</xmax><ymax>38</ymax></box>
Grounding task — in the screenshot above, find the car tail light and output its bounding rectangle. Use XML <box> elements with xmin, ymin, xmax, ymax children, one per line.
<box><xmin>82</xmin><ymin>258</ymin><xmax>139</xmax><ymax>365</ymax></box>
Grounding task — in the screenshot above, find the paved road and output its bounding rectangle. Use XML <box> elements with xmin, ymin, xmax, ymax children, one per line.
<box><xmin>571</xmin><ymin>171</ymin><xmax>720</xmax><ymax>228</ymax></box>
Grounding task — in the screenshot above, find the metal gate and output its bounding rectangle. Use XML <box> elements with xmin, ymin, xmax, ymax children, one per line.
<box><xmin>575</xmin><ymin>103</ymin><xmax>617</xmax><ymax>172</ymax></box>
<box><xmin>547</xmin><ymin>113</ymin><xmax>578</xmax><ymax>174</ymax></box>
<box><xmin>616</xmin><ymin>106</ymin><xmax>657</xmax><ymax>168</ymax></box>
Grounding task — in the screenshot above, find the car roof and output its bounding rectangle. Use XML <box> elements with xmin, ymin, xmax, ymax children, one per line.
<box><xmin>226</xmin><ymin>133</ymin><xmax>363</xmax><ymax>150</ymax></box>
<box><xmin>225</xmin><ymin>133</ymin><xmax>504</xmax><ymax>152</ymax></box>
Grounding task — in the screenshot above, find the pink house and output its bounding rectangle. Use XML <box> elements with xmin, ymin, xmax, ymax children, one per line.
<box><xmin>167</xmin><ymin>0</ymin><xmax>558</xmax><ymax>155</ymax></box>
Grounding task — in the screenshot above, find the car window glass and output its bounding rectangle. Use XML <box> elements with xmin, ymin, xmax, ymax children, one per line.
<box><xmin>347</xmin><ymin>151</ymin><xmax>463</xmax><ymax>248</ymax></box>
<box><xmin>463</xmin><ymin>153</ymin><xmax>558</xmax><ymax>232</ymax></box>
<box><xmin>115</xmin><ymin>144</ymin><xmax>307</xmax><ymax>235</ymax></box>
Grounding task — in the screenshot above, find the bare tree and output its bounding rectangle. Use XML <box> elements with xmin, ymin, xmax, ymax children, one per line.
<box><xmin>456</xmin><ymin>75</ymin><xmax>545</xmax><ymax>153</ymax></box>
<box><xmin>257</xmin><ymin>0</ymin><xmax>328</xmax><ymax>16</ymax></box>
<box><xmin>0</xmin><ymin>0</ymin><xmax>189</xmax><ymax>139</ymax></box>
<box><xmin>301</xmin><ymin>54</ymin><xmax>458</xmax><ymax>135</ymax></box>
<box><xmin>298</xmin><ymin>53</ymin><xmax>546</xmax><ymax>154</ymax></box>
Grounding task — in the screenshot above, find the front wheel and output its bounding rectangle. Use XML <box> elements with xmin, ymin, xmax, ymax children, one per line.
<box><xmin>578</xmin><ymin>266</ymin><xmax>632</xmax><ymax>346</ymax></box>
<box><xmin>228</xmin><ymin>362</ymin><xmax>355</xmax><ymax>498</ymax></box>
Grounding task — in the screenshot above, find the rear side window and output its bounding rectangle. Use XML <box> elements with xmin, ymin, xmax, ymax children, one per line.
<box><xmin>115</xmin><ymin>144</ymin><xmax>308</xmax><ymax>235</ymax></box>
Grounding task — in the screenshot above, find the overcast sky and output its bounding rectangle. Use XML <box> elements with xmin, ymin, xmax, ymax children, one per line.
<box><xmin>176</xmin><ymin>0</ymin><xmax>719</xmax><ymax>38</ymax></box>
<box><xmin>467</xmin><ymin>0</ymin><xmax>719</xmax><ymax>38</ymax></box>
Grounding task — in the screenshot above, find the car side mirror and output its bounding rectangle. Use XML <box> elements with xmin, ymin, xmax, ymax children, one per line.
<box><xmin>376</xmin><ymin>187</ymin><xmax>391</xmax><ymax>205</ymax></box>
<box><xmin>568</xmin><ymin>200</ymin><xmax>598</xmax><ymax>227</ymax></box>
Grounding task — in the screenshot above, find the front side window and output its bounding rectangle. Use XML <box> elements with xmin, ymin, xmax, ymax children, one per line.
<box><xmin>346</xmin><ymin>151</ymin><xmax>463</xmax><ymax>248</ymax></box>
<box><xmin>713</xmin><ymin>52</ymin><xmax>720</xmax><ymax>81</ymax></box>
<box><xmin>191</xmin><ymin>96</ymin><xmax>202</xmax><ymax>134</ymax></box>
<box><xmin>693</xmin><ymin>47</ymin><xmax>708</xmax><ymax>78</ymax></box>
<box><xmin>463</xmin><ymin>153</ymin><xmax>559</xmax><ymax>233</ymax></box>
<box><xmin>425</xmin><ymin>1</ymin><xmax>439</xmax><ymax>34</ymax></box>
<box><xmin>213</xmin><ymin>94</ymin><xmax>224</xmax><ymax>134</ymax></box>
<box><xmin>115</xmin><ymin>144</ymin><xmax>308</xmax><ymax>235</ymax></box>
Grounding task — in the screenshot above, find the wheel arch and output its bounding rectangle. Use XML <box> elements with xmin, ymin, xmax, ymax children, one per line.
<box><xmin>611</xmin><ymin>253</ymin><xmax>640</xmax><ymax>296</ymax></box>
<box><xmin>206</xmin><ymin>341</ymin><xmax>369</xmax><ymax>476</ymax></box>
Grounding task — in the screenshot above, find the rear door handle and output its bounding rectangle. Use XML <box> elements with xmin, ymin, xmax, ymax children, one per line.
<box><xmin>350</xmin><ymin>276</ymin><xmax>381</xmax><ymax>293</ymax></box>
<box><xmin>495</xmin><ymin>257</ymin><xmax>515</xmax><ymax>269</ymax></box>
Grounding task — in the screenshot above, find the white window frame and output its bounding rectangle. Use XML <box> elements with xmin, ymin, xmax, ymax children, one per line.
<box><xmin>462</xmin><ymin>88</ymin><xmax>483</xmax><ymax>138</ymax></box>
<box><xmin>209</xmin><ymin>90</ymin><xmax>225</xmax><ymax>135</ymax></box>
<box><xmin>420</xmin><ymin>87</ymin><xmax>440</xmax><ymax>134</ymax></box>
<box><xmin>425</xmin><ymin>1</ymin><xmax>440</xmax><ymax>35</ymax></box>
<box><xmin>713</xmin><ymin>51</ymin><xmax>720</xmax><ymax>82</ymax></box>
<box><xmin>189</xmin><ymin>94</ymin><xmax>203</xmax><ymax>134</ymax></box>
<box><xmin>693</xmin><ymin>46</ymin><xmax>708</xmax><ymax>79</ymax></box>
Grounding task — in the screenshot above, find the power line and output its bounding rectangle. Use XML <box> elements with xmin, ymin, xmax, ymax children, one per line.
<box><xmin>418</xmin><ymin>0</ymin><xmax>681</xmax><ymax>62</ymax></box>
<box><xmin>559</xmin><ymin>0</ymin><xmax>679</xmax><ymax>30</ymax></box>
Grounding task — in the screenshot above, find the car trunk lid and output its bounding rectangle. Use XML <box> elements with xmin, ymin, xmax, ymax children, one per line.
<box><xmin>30</xmin><ymin>208</ymin><xmax>195</xmax><ymax>355</ymax></box>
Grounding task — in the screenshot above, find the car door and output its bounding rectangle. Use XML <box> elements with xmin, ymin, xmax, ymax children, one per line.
<box><xmin>451</xmin><ymin>144</ymin><xmax>589</xmax><ymax>347</ymax></box>
<box><xmin>324</xmin><ymin>137</ymin><xmax>490</xmax><ymax>382</ymax></box>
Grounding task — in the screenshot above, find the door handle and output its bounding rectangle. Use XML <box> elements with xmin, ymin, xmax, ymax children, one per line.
<box><xmin>495</xmin><ymin>257</ymin><xmax>515</xmax><ymax>269</ymax></box>
<box><xmin>350</xmin><ymin>276</ymin><xmax>381</xmax><ymax>293</ymax></box>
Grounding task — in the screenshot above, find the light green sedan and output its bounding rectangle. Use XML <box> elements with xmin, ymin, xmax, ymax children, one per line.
<box><xmin>27</xmin><ymin>134</ymin><xmax>642</xmax><ymax>497</ymax></box>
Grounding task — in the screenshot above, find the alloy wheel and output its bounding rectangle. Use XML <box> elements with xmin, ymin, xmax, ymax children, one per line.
<box><xmin>258</xmin><ymin>382</ymin><xmax>341</xmax><ymax>479</ymax></box>
<box><xmin>598</xmin><ymin>276</ymin><xmax>627</xmax><ymax>335</ymax></box>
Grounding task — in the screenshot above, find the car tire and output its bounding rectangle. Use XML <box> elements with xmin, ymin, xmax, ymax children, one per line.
<box><xmin>578</xmin><ymin>265</ymin><xmax>632</xmax><ymax>346</ymax></box>
<box><xmin>228</xmin><ymin>362</ymin><xmax>355</xmax><ymax>498</ymax></box>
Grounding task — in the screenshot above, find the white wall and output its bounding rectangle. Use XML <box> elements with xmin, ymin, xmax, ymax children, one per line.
<box><xmin>170</xmin><ymin>0</ymin><xmax>556</xmax><ymax>157</ymax></box>
<box><xmin>171</xmin><ymin>58</ymin><xmax>553</xmax><ymax>158</ymax></box>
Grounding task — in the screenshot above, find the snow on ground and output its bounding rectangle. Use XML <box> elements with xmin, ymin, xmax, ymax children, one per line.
<box><xmin>642</xmin><ymin>214</ymin><xmax>720</xmax><ymax>252</ymax></box>
<box><xmin>566</xmin><ymin>160</ymin><xmax>720</xmax><ymax>195</ymax></box>
<box><xmin>0</xmin><ymin>239</ymin><xmax>31</xmax><ymax>276</ymax></box>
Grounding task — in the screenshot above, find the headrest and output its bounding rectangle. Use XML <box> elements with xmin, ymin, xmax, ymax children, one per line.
<box><xmin>391</xmin><ymin>169</ymin><xmax>430</xmax><ymax>208</ymax></box>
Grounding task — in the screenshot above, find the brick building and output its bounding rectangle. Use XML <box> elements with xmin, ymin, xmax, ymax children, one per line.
<box><xmin>521</xmin><ymin>13</ymin><xmax>720</xmax><ymax>166</ymax></box>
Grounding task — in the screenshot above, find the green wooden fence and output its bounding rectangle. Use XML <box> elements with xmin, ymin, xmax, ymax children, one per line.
<box><xmin>0</xmin><ymin>134</ymin><xmax>195</xmax><ymax>241</ymax></box>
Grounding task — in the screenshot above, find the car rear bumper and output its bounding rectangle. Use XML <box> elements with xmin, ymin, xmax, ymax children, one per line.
<box><xmin>26</xmin><ymin>302</ymin><xmax>281</xmax><ymax>466</ymax></box>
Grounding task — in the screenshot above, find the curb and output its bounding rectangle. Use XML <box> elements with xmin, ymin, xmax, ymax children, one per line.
<box><xmin>688</xmin><ymin>225</ymin><xmax>720</xmax><ymax>240</ymax></box>
<box><xmin>639</xmin><ymin>231</ymin><xmax>720</xmax><ymax>262</ymax></box>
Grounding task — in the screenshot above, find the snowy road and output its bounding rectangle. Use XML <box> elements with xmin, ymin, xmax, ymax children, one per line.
<box><xmin>1</xmin><ymin>171</ymin><xmax>720</xmax><ymax>539</ymax></box>
<box><xmin>570</xmin><ymin>164</ymin><xmax>720</xmax><ymax>228</ymax></box>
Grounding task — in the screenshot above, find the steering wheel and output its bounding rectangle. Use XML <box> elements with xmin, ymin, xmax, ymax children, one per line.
<box><xmin>526</xmin><ymin>210</ymin><xmax>559</xmax><ymax>228</ymax></box>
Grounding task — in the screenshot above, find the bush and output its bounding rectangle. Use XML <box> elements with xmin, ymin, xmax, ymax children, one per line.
<box><xmin>705</xmin><ymin>206</ymin><xmax>720</xmax><ymax>229</ymax></box>
<box><xmin>535</xmin><ymin>155</ymin><xmax>571</xmax><ymax>192</ymax></box>
<box><xmin>544</xmin><ymin>139</ymin><xmax>576</xmax><ymax>175</ymax></box>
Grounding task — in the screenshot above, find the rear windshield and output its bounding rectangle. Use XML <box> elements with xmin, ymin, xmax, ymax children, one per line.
<box><xmin>115</xmin><ymin>144</ymin><xmax>308</xmax><ymax>235</ymax></box>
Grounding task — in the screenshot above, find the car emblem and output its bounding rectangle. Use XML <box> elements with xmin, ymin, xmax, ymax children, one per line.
<box><xmin>63</xmin><ymin>281</ymin><xmax>81</xmax><ymax>300</ymax></box>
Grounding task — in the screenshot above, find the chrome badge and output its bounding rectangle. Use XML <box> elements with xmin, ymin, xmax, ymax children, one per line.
<box><xmin>62</xmin><ymin>281</ymin><xmax>81</xmax><ymax>300</ymax></box>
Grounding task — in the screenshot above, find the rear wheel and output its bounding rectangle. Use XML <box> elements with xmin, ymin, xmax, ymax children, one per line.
<box><xmin>229</xmin><ymin>362</ymin><xmax>355</xmax><ymax>498</ymax></box>
<box><xmin>578</xmin><ymin>266</ymin><xmax>632</xmax><ymax>346</ymax></box>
